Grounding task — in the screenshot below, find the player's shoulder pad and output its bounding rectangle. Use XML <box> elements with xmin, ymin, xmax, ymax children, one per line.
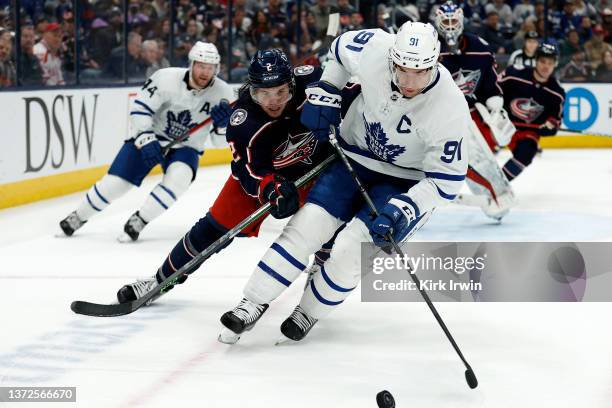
<box><xmin>546</xmin><ymin>77</ymin><xmax>566</xmax><ymax>97</ymax></box>
<box><xmin>464</xmin><ymin>33</ymin><xmax>492</xmax><ymax>53</ymax></box>
<box><xmin>503</xmin><ymin>65</ymin><xmax>526</xmax><ymax>78</ymax></box>
<box><xmin>147</xmin><ymin>67</ymin><xmax>188</xmax><ymax>90</ymax></box>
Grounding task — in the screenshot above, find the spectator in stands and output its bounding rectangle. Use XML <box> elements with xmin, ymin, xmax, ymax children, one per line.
<box><xmin>338</xmin><ymin>0</ymin><xmax>356</xmax><ymax>18</ymax></box>
<box><xmin>584</xmin><ymin>24</ymin><xmax>612</xmax><ymax>70</ymax></box>
<box><xmin>310</xmin><ymin>0</ymin><xmax>331</xmax><ymax>39</ymax></box>
<box><xmin>19</xmin><ymin>25</ymin><xmax>43</xmax><ymax>85</ymax></box>
<box><xmin>479</xmin><ymin>11</ymin><xmax>509</xmax><ymax>54</ymax></box>
<box><xmin>33</xmin><ymin>22</ymin><xmax>65</xmax><ymax>85</ymax></box>
<box><xmin>509</xmin><ymin>31</ymin><xmax>539</xmax><ymax>68</ymax></box>
<box><xmin>559</xmin><ymin>0</ymin><xmax>582</xmax><ymax>36</ymax></box>
<box><xmin>250</xmin><ymin>9</ymin><xmax>270</xmax><ymax>48</ymax></box>
<box><xmin>0</xmin><ymin>33</ymin><xmax>15</xmax><ymax>87</ymax></box>
<box><xmin>560</xmin><ymin>50</ymin><xmax>591</xmax><ymax>80</ymax></box>
<box><xmin>265</xmin><ymin>0</ymin><xmax>289</xmax><ymax>38</ymax></box>
<box><xmin>574</xmin><ymin>0</ymin><xmax>598</xmax><ymax>20</ymax></box>
<box><xmin>105</xmin><ymin>31</ymin><xmax>146</xmax><ymax>81</ymax></box>
<box><xmin>594</xmin><ymin>49</ymin><xmax>612</xmax><ymax>81</ymax></box>
<box><xmin>513</xmin><ymin>0</ymin><xmax>536</xmax><ymax>26</ymax></box>
<box><xmin>88</xmin><ymin>7</ymin><xmax>123</xmax><ymax>69</ymax></box>
<box><xmin>602</xmin><ymin>8</ymin><xmax>612</xmax><ymax>41</ymax></box>
<box><xmin>577</xmin><ymin>16</ymin><xmax>594</xmax><ymax>43</ymax></box>
<box><xmin>513</xmin><ymin>19</ymin><xmax>537</xmax><ymax>50</ymax></box>
<box><xmin>155</xmin><ymin>39</ymin><xmax>170</xmax><ymax>68</ymax></box>
<box><xmin>462</xmin><ymin>0</ymin><xmax>486</xmax><ymax>31</ymax></box>
<box><xmin>141</xmin><ymin>39</ymin><xmax>161</xmax><ymax>77</ymax></box>
<box><xmin>485</xmin><ymin>0</ymin><xmax>513</xmax><ymax>28</ymax></box>
<box><xmin>559</xmin><ymin>27</ymin><xmax>585</xmax><ymax>66</ymax></box>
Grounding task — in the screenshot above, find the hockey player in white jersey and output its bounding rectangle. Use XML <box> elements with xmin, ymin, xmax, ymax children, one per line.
<box><xmin>219</xmin><ymin>22</ymin><xmax>471</xmax><ymax>344</ymax></box>
<box><xmin>59</xmin><ymin>42</ymin><xmax>235</xmax><ymax>241</ymax></box>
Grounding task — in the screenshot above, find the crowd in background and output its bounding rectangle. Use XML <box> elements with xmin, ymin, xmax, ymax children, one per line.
<box><xmin>0</xmin><ymin>0</ymin><xmax>610</xmax><ymax>88</ymax></box>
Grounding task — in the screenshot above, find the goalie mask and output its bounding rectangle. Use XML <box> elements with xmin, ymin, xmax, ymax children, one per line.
<box><xmin>435</xmin><ymin>1</ymin><xmax>464</xmax><ymax>53</ymax></box>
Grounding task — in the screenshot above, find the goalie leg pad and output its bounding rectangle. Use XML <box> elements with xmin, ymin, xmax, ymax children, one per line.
<box><xmin>76</xmin><ymin>174</ymin><xmax>133</xmax><ymax>220</ymax></box>
<box><xmin>244</xmin><ymin>203</ymin><xmax>343</xmax><ymax>305</ymax></box>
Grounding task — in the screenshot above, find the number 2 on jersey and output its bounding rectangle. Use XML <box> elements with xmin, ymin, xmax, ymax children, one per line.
<box><xmin>345</xmin><ymin>31</ymin><xmax>375</xmax><ymax>52</ymax></box>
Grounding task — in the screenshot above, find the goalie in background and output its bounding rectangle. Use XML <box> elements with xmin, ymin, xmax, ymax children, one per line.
<box><xmin>58</xmin><ymin>42</ymin><xmax>234</xmax><ymax>242</ymax></box>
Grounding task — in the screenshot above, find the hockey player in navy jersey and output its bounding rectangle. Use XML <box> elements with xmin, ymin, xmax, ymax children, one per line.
<box><xmin>114</xmin><ymin>49</ymin><xmax>334</xmax><ymax>304</ymax></box>
<box><xmin>219</xmin><ymin>22</ymin><xmax>472</xmax><ymax>344</ymax></box>
<box><xmin>59</xmin><ymin>42</ymin><xmax>235</xmax><ymax>241</ymax></box>
<box><xmin>499</xmin><ymin>43</ymin><xmax>565</xmax><ymax>181</ymax></box>
<box><xmin>435</xmin><ymin>1</ymin><xmax>517</xmax><ymax>220</ymax></box>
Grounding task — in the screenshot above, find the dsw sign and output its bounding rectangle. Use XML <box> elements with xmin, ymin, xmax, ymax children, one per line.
<box><xmin>24</xmin><ymin>94</ymin><xmax>99</xmax><ymax>173</ymax></box>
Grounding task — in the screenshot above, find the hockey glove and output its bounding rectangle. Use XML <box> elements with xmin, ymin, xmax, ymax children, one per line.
<box><xmin>369</xmin><ymin>196</ymin><xmax>421</xmax><ymax>248</ymax></box>
<box><xmin>134</xmin><ymin>133</ymin><xmax>163</xmax><ymax>168</ymax></box>
<box><xmin>301</xmin><ymin>81</ymin><xmax>342</xmax><ymax>141</ymax></box>
<box><xmin>211</xmin><ymin>100</ymin><xmax>232</xmax><ymax>129</ymax></box>
<box><xmin>260</xmin><ymin>175</ymin><xmax>299</xmax><ymax>219</ymax></box>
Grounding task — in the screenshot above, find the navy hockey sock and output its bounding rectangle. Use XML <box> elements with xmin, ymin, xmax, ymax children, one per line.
<box><xmin>503</xmin><ymin>139</ymin><xmax>537</xmax><ymax>181</ymax></box>
<box><xmin>156</xmin><ymin>213</ymin><xmax>232</xmax><ymax>282</ymax></box>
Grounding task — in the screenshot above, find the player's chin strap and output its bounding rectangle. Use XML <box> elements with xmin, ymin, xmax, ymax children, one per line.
<box><xmin>327</xmin><ymin>125</ymin><xmax>478</xmax><ymax>390</ymax></box>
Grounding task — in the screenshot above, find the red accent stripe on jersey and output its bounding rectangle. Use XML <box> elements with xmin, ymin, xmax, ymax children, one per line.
<box><xmin>247</xmin><ymin>120</ymin><xmax>277</xmax><ymax>163</ymax></box>
<box><xmin>167</xmin><ymin>255</ymin><xmax>177</xmax><ymax>272</ymax></box>
<box><xmin>182</xmin><ymin>236</ymin><xmax>196</xmax><ymax>258</ymax></box>
<box><xmin>499</xmin><ymin>75</ymin><xmax>533</xmax><ymax>86</ymax></box>
<box><xmin>467</xmin><ymin>167</ymin><xmax>498</xmax><ymax>202</ymax></box>
<box><xmin>542</xmin><ymin>86</ymin><xmax>565</xmax><ymax>102</ymax></box>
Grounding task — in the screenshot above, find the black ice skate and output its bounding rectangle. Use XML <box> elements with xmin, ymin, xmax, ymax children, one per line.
<box><xmin>118</xmin><ymin>211</ymin><xmax>148</xmax><ymax>242</ymax></box>
<box><xmin>278</xmin><ymin>305</ymin><xmax>318</xmax><ymax>344</ymax></box>
<box><xmin>59</xmin><ymin>211</ymin><xmax>86</xmax><ymax>236</ymax></box>
<box><xmin>218</xmin><ymin>298</ymin><xmax>269</xmax><ymax>344</ymax></box>
<box><xmin>117</xmin><ymin>276</ymin><xmax>158</xmax><ymax>304</ymax></box>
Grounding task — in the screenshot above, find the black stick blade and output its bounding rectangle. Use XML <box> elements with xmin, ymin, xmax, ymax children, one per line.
<box><xmin>465</xmin><ymin>368</ymin><xmax>478</xmax><ymax>389</ymax></box>
<box><xmin>71</xmin><ymin>300</ymin><xmax>134</xmax><ymax>317</ymax></box>
<box><xmin>376</xmin><ymin>390</ymin><xmax>395</xmax><ymax>408</ymax></box>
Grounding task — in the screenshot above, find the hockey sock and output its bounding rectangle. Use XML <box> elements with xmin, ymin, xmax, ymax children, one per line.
<box><xmin>139</xmin><ymin>162</ymin><xmax>192</xmax><ymax>223</ymax></box>
<box><xmin>503</xmin><ymin>139</ymin><xmax>537</xmax><ymax>181</ymax></box>
<box><xmin>76</xmin><ymin>174</ymin><xmax>133</xmax><ymax>220</ymax></box>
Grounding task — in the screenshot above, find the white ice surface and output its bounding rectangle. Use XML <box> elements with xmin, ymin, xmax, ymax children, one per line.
<box><xmin>1</xmin><ymin>149</ymin><xmax>611</xmax><ymax>407</ymax></box>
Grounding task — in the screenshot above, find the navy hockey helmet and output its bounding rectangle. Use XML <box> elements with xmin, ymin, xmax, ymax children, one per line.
<box><xmin>248</xmin><ymin>49</ymin><xmax>294</xmax><ymax>89</ymax></box>
<box><xmin>535</xmin><ymin>42</ymin><xmax>559</xmax><ymax>61</ymax></box>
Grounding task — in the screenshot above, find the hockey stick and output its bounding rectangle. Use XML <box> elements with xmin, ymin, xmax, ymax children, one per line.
<box><xmin>327</xmin><ymin>126</ymin><xmax>478</xmax><ymax>390</ymax></box>
<box><xmin>70</xmin><ymin>154</ymin><xmax>337</xmax><ymax>317</ymax></box>
<box><xmin>299</xmin><ymin>10</ymin><xmax>340</xmax><ymax>64</ymax></box>
<box><xmin>517</xmin><ymin>122</ymin><xmax>612</xmax><ymax>138</ymax></box>
<box><xmin>161</xmin><ymin>99</ymin><xmax>235</xmax><ymax>155</ymax></box>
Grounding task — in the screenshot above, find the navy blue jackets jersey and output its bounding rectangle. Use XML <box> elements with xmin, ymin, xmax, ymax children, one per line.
<box><xmin>439</xmin><ymin>33</ymin><xmax>503</xmax><ymax>109</ymax></box>
<box><xmin>226</xmin><ymin>65</ymin><xmax>333</xmax><ymax>198</ymax></box>
<box><xmin>499</xmin><ymin>66</ymin><xmax>565</xmax><ymax>136</ymax></box>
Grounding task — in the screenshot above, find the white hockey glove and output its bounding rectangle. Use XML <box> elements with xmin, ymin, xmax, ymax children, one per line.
<box><xmin>476</xmin><ymin>96</ymin><xmax>516</xmax><ymax>147</ymax></box>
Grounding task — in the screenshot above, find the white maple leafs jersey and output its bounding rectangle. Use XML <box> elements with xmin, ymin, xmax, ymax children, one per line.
<box><xmin>324</xmin><ymin>29</ymin><xmax>471</xmax><ymax>214</ymax></box>
<box><xmin>128</xmin><ymin>67</ymin><xmax>235</xmax><ymax>153</ymax></box>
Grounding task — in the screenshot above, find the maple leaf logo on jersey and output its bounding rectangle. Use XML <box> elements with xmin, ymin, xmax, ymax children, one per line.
<box><xmin>272</xmin><ymin>132</ymin><xmax>318</xmax><ymax>169</ymax></box>
<box><xmin>510</xmin><ymin>98</ymin><xmax>544</xmax><ymax>123</ymax></box>
<box><xmin>165</xmin><ymin>110</ymin><xmax>197</xmax><ymax>140</ymax></box>
<box><xmin>452</xmin><ymin>69</ymin><xmax>482</xmax><ymax>98</ymax></box>
<box><xmin>363</xmin><ymin>116</ymin><xmax>406</xmax><ymax>163</ymax></box>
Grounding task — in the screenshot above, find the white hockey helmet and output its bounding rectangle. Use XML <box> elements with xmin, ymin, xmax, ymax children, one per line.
<box><xmin>390</xmin><ymin>22</ymin><xmax>441</xmax><ymax>70</ymax></box>
<box><xmin>435</xmin><ymin>1</ymin><xmax>464</xmax><ymax>51</ymax></box>
<box><xmin>188</xmin><ymin>41</ymin><xmax>220</xmax><ymax>74</ymax></box>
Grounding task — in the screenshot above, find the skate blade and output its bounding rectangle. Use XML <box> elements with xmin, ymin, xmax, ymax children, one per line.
<box><xmin>54</xmin><ymin>232</ymin><xmax>71</xmax><ymax>238</ymax></box>
<box><xmin>117</xmin><ymin>233</ymin><xmax>136</xmax><ymax>243</ymax></box>
<box><xmin>218</xmin><ymin>328</ymin><xmax>241</xmax><ymax>344</ymax></box>
<box><xmin>274</xmin><ymin>335</ymin><xmax>293</xmax><ymax>346</ymax></box>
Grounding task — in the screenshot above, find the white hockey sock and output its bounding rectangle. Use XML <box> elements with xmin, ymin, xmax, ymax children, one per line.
<box><xmin>299</xmin><ymin>217</ymin><xmax>368</xmax><ymax>320</ymax></box>
<box><xmin>76</xmin><ymin>174</ymin><xmax>133</xmax><ymax>220</ymax></box>
<box><xmin>138</xmin><ymin>162</ymin><xmax>192</xmax><ymax>223</ymax></box>
<box><xmin>244</xmin><ymin>203</ymin><xmax>342</xmax><ymax>305</ymax></box>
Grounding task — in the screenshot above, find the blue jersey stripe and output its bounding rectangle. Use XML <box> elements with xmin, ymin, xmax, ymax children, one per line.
<box><xmin>134</xmin><ymin>100</ymin><xmax>155</xmax><ymax>115</ymax></box>
<box><xmin>130</xmin><ymin>111</ymin><xmax>153</xmax><ymax>117</ymax></box>
<box><xmin>435</xmin><ymin>185</ymin><xmax>456</xmax><ymax>200</ymax></box>
<box><xmin>425</xmin><ymin>171</ymin><xmax>466</xmax><ymax>181</ymax></box>
<box><xmin>334</xmin><ymin>37</ymin><xmax>343</xmax><ymax>66</ymax></box>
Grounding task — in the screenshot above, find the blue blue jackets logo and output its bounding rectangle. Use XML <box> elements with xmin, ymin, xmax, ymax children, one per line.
<box><xmin>363</xmin><ymin>116</ymin><xmax>406</xmax><ymax>163</ymax></box>
<box><xmin>165</xmin><ymin>110</ymin><xmax>196</xmax><ymax>140</ymax></box>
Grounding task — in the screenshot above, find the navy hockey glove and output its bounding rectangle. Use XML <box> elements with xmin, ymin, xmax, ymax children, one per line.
<box><xmin>369</xmin><ymin>196</ymin><xmax>421</xmax><ymax>248</ymax></box>
<box><xmin>260</xmin><ymin>175</ymin><xmax>299</xmax><ymax>219</ymax></box>
<box><xmin>211</xmin><ymin>100</ymin><xmax>232</xmax><ymax>129</ymax></box>
<box><xmin>134</xmin><ymin>133</ymin><xmax>163</xmax><ymax>168</ymax></box>
<box><xmin>301</xmin><ymin>81</ymin><xmax>342</xmax><ymax>141</ymax></box>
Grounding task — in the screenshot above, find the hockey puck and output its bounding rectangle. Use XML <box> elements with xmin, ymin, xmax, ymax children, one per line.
<box><xmin>376</xmin><ymin>390</ymin><xmax>395</xmax><ymax>408</ymax></box>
